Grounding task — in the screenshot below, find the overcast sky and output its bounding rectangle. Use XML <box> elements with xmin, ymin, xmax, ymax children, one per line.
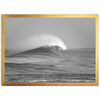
<box><xmin>5</xmin><ymin>17</ymin><xmax>95</xmax><ymax>50</ymax></box>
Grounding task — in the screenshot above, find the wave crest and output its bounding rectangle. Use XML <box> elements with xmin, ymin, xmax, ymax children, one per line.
<box><xmin>8</xmin><ymin>45</ymin><xmax>66</xmax><ymax>57</ymax></box>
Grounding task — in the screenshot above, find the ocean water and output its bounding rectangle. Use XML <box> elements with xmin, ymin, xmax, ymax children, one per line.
<box><xmin>5</xmin><ymin>50</ymin><xmax>95</xmax><ymax>83</ymax></box>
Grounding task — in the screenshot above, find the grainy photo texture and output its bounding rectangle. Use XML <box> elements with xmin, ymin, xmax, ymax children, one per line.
<box><xmin>4</xmin><ymin>16</ymin><xmax>96</xmax><ymax>84</ymax></box>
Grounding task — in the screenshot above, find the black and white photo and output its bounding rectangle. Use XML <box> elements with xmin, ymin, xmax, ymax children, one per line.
<box><xmin>2</xmin><ymin>15</ymin><xmax>98</xmax><ymax>86</ymax></box>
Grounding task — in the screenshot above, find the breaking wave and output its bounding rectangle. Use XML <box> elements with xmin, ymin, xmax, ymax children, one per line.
<box><xmin>8</xmin><ymin>45</ymin><xmax>66</xmax><ymax>57</ymax></box>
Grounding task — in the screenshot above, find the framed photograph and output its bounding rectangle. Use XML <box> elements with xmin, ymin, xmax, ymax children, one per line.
<box><xmin>1</xmin><ymin>14</ymin><xmax>99</xmax><ymax>86</ymax></box>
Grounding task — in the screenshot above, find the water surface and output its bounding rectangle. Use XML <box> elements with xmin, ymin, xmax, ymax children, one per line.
<box><xmin>5</xmin><ymin>49</ymin><xmax>95</xmax><ymax>83</ymax></box>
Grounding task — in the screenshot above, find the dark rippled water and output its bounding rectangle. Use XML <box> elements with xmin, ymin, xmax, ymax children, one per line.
<box><xmin>5</xmin><ymin>50</ymin><xmax>95</xmax><ymax>83</ymax></box>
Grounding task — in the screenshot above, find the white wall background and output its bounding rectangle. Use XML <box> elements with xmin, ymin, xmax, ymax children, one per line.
<box><xmin>0</xmin><ymin>0</ymin><xmax>100</xmax><ymax>100</ymax></box>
